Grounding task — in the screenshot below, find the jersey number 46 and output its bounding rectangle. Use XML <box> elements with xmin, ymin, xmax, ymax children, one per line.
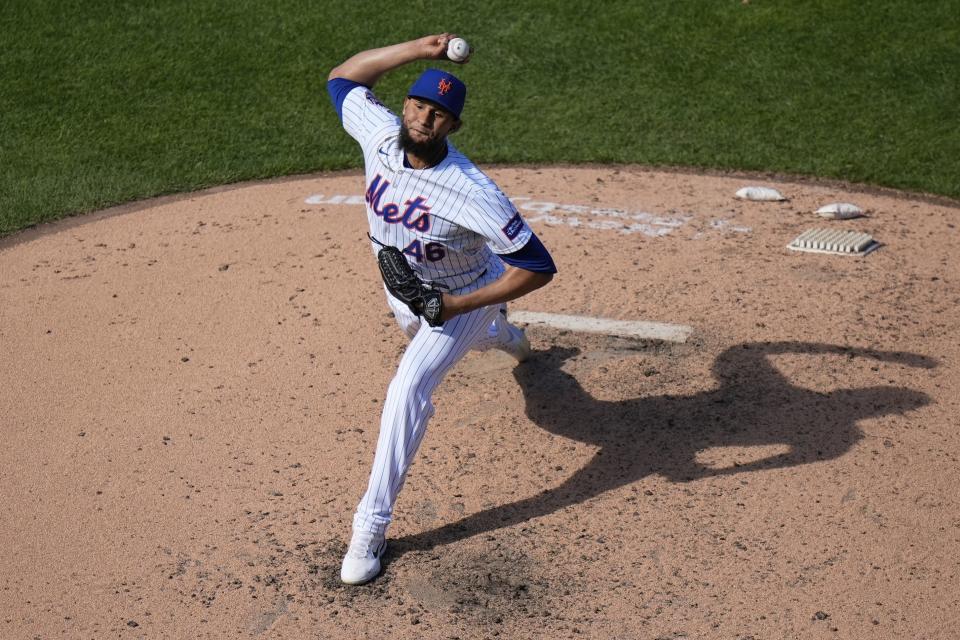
<box><xmin>403</xmin><ymin>240</ymin><xmax>445</xmax><ymax>263</ymax></box>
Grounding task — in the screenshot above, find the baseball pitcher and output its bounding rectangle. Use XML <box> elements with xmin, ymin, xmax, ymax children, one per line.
<box><xmin>327</xmin><ymin>33</ymin><xmax>557</xmax><ymax>584</ymax></box>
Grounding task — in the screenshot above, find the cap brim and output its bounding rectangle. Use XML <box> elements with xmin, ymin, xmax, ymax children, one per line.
<box><xmin>406</xmin><ymin>94</ymin><xmax>459</xmax><ymax>119</ymax></box>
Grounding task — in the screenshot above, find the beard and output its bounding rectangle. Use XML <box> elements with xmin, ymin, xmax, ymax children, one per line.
<box><xmin>398</xmin><ymin>122</ymin><xmax>447</xmax><ymax>163</ymax></box>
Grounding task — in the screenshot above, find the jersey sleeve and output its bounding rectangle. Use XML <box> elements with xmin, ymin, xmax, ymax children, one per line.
<box><xmin>499</xmin><ymin>232</ymin><xmax>557</xmax><ymax>273</ymax></box>
<box><xmin>326</xmin><ymin>78</ymin><xmax>399</xmax><ymax>149</ymax></box>
<box><xmin>463</xmin><ymin>188</ymin><xmax>534</xmax><ymax>255</ymax></box>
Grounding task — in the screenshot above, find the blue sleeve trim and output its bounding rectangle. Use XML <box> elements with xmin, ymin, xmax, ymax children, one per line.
<box><xmin>327</xmin><ymin>78</ymin><xmax>366</xmax><ymax>121</ymax></box>
<box><xmin>499</xmin><ymin>232</ymin><xmax>557</xmax><ymax>274</ymax></box>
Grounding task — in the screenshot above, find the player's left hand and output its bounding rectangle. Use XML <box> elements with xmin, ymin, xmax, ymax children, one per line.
<box><xmin>377</xmin><ymin>246</ymin><xmax>445</xmax><ymax>327</ymax></box>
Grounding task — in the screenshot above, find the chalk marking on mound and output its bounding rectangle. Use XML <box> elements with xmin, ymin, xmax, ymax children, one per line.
<box><xmin>509</xmin><ymin>311</ymin><xmax>693</xmax><ymax>343</ymax></box>
<box><xmin>303</xmin><ymin>193</ymin><xmax>751</xmax><ymax>238</ymax></box>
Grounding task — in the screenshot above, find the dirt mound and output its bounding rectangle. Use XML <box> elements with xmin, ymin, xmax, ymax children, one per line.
<box><xmin>1</xmin><ymin>166</ymin><xmax>957</xmax><ymax>639</ymax></box>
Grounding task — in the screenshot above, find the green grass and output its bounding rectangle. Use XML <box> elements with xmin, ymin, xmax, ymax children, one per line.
<box><xmin>2</xmin><ymin>1</ymin><xmax>959</xmax><ymax>235</ymax></box>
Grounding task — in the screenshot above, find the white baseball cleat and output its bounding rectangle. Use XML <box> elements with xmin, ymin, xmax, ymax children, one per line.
<box><xmin>497</xmin><ymin>321</ymin><xmax>531</xmax><ymax>362</ymax></box>
<box><xmin>340</xmin><ymin>531</ymin><xmax>387</xmax><ymax>585</ymax></box>
<box><xmin>474</xmin><ymin>307</ymin><xmax>531</xmax><ymax>362</ymax></box>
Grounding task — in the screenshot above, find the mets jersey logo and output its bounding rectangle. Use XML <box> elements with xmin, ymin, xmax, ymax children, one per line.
<box><xmin>365</xmin><ymin>174</ymin><xmax>431</xmax><ymax>232</ymax></box>
<box><xmin>437</xmin><ymin>78</ymin><xmax>452</xmax><ymax>96</ymax></box>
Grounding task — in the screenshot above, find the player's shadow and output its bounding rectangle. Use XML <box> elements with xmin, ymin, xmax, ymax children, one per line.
<box><xmin>393</xmin><ymin>341</ymin><xmax>934</xmax><ymax>555</ymax></box>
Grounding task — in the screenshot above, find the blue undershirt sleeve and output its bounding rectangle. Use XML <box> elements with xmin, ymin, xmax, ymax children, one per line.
<box><xmin>498</xmin><ymin>232</ymin><xmax>557</xmax><ymax>274</ymax></box>
<box><xmin>327</xmin><ymin>78</ymin><xmax>367</xmax><ymax>121</ymax></box>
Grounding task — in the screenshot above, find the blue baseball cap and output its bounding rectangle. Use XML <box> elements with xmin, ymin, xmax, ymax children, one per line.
<box><xmin>407</xmin><ymin>68</ymin><xmax>467</xmax><ymax>119</ymax></box>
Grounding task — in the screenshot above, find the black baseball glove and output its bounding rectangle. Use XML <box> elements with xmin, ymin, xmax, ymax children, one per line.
<box><xmin>377</xmin><ymin>246</ymin><xmax>445</xmax><ymax>327</ymax></box>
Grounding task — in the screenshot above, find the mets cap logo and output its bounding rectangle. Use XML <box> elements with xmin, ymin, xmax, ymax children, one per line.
<box><xmin>438</xmin><ymin>78</ymin><xmax>452</xmax><ymax>95</ymax></box>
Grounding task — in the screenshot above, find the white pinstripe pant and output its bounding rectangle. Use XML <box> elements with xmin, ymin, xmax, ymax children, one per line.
<box><xmin>351</xmin><ymin>291</ymin><xmax>503</xmax><ymax>537</ymax></box>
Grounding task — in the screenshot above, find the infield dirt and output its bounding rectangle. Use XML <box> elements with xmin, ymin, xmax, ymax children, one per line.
<box><xmin>1</xmin><ymin>166</ymin><xmax>958</xmax><ymax>639</ymax></box>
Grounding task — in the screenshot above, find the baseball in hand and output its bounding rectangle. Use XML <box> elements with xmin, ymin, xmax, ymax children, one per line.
<box><xmin>446</xmin><ymin>37</ymin><xmax>470</xmax><ymax>63</ymax></box>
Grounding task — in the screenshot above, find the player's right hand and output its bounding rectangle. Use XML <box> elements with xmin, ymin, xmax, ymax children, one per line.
<box><xmin>418</xmin><ymin>33</ymin><xmax>456</xmax><ymax>60</ymax></box>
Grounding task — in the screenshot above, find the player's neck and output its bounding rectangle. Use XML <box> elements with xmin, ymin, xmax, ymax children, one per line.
<box><xmin>403</xmin><ymin>143</ymin><xmax>448</xmax><ymax>170</ymax></box>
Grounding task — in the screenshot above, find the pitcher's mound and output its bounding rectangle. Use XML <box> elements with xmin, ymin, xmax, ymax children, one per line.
<box><xmin>1</xmin><ymin>166</ymin><xmax>957</xmax><ymax>639</ymax></box>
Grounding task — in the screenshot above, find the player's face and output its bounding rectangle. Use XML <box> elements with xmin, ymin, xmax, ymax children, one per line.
<box><xmin>401</xmin><ymin>98</ymin><xmax>460</xmax><ymax>145</ymax></box>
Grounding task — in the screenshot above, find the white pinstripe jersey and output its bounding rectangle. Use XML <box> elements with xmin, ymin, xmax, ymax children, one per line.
<box><xmin>339</xmin><ymin>85</ymin><xmax>533</xmax><ymax>293</ymax></box>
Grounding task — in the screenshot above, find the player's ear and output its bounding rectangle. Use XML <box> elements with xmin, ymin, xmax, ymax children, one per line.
<box><xmin>449</xmin><ymin>119</ymin><xmax>462</xmax><ymax>134</ymax></box>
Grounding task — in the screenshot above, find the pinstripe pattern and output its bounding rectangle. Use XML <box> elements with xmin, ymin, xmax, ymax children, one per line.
<box><xmin>353</xmin><ymin>294</ymin><xmax>499</xmax><ymax>536</ymax></box>
<box><xmin>342</xmin><ymin>85</ymin><xmax>532</xmax><ymax>293</ymax></box>
<box><xmin>339</xmin><ymin>84</ymin><xmax>529</xmax><ymax>537</ymax></box>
